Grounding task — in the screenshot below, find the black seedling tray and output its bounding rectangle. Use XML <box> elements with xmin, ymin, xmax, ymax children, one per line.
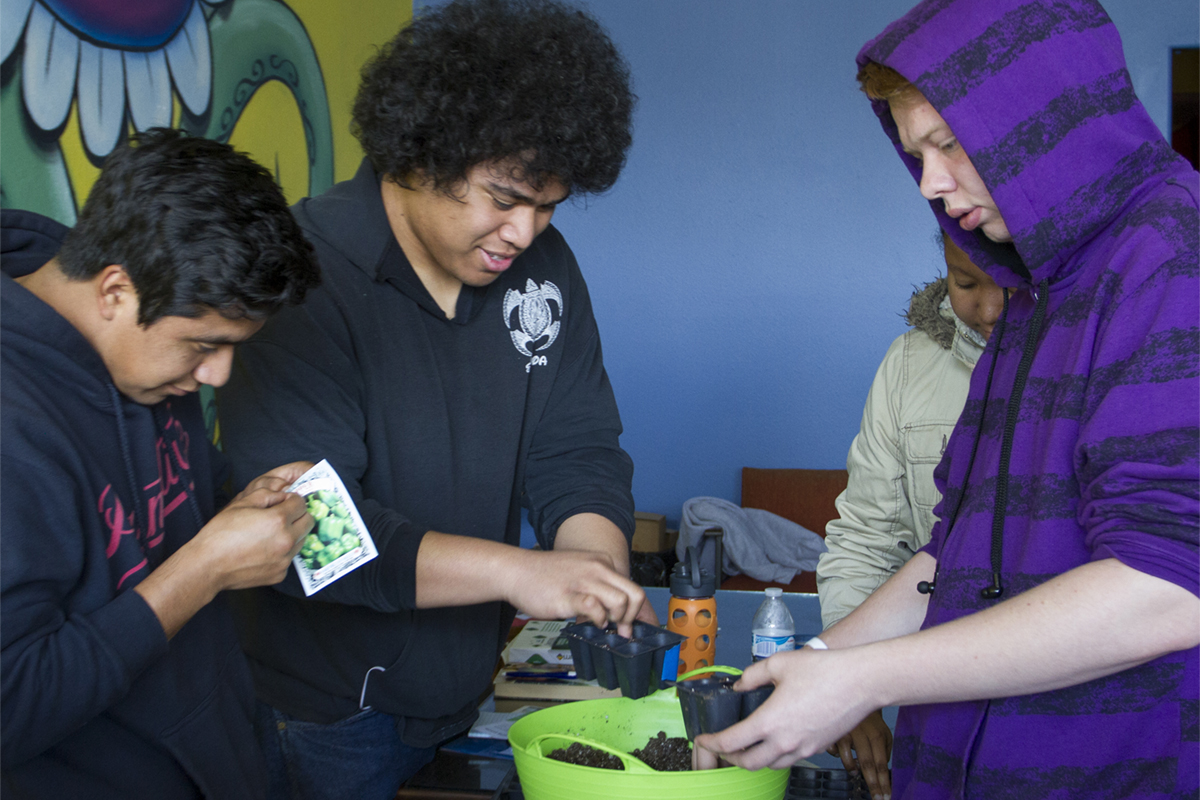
<box><xmin>676</xmin><ymin>674</ymin><xmax>774</xmax><ymax>740</ymax></box>
<box><xmin>560</xmin><ymin>621</ymin><xmax>685</xmax><ymax>700</ymax></box>
<box><xmin>788</xmin><ymin>767</ymin><xmax>870</xmax><ymax>799</ymax></box>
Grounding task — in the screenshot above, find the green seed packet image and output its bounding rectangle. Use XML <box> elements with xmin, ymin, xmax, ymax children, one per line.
<box><xmin>286</xmin><ymin>460</ymin><xmax>378</xmax><ymax>595</ymax></box>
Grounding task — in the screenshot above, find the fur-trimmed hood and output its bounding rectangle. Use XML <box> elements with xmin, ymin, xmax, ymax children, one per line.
<box><xmin>904</xmin><ymin>277</ymin><xmax>985</xmax><ymax>367</ymax></box>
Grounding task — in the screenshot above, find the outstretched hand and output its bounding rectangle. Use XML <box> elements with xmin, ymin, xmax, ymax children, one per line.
<box><xmin>508</xmin><ymin>548</ymin><xmax>647</xmax><ymax>638</ymax></box>
<box><xmin>692</xmin><ymin>649</ymin><xmax>873</xmax><ymax>772</ymax></box>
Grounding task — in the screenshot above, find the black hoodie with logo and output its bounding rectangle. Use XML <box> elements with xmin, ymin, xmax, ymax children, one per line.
<box><xmin>217</xmin><ymin>160</ymin><xmax>635</xmax><ymax>746</ymax></box>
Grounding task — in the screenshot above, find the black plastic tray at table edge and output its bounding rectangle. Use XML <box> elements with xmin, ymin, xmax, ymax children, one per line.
<box><xmin>560</xmin><ymin>621</ymin><xmax>685</xmax><ymax>700</ymax></box>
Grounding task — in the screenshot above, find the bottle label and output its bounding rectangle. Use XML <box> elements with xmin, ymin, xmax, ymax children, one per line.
<box><xmin>752</xmin><ymin>633</ymin><xmax>795</xmax><ymax>660</ymax></box>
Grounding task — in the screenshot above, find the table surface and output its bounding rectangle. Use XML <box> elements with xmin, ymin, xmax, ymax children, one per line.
<box><xmin>397</xmin><ymin>587</ymin><xmax>898</xmax><ymax>796</ymax></box>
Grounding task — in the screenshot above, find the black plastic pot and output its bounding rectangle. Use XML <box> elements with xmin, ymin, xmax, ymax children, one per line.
<box><xmin>676</xmin><ymin>672</ymin><xmax>775</xmax><ymax>740</ymax></box>
<box><xmin>561</xmin><ymin>621</ymin><xmax>686</xmax><ymax>699</ymax></box>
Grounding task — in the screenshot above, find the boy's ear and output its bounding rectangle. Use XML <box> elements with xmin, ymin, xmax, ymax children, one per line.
<box><xmin>95</xmin><ymin>264</ymin><xmax>137</xmax><ymax>321</ymax></box>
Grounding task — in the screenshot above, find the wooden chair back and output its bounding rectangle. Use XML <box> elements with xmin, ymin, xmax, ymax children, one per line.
<box><xmin>718</xmin><ymin>467</ymin><xmax>848</xmax><ymax>594</ymax></box>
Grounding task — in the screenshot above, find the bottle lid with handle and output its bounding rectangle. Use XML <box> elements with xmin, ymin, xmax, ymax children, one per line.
<box><xmin>670</xmin><ymin>545</ymin><xmax>716</xmax><ymax>598</ymax></box>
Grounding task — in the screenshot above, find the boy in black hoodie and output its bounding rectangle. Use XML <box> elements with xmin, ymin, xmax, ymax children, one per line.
<box><xmin>1</xmin><ymin>129</ymin><xmax>321</xmax><ymax>799</ymax></box>
<box><xmin>216</xmin><ymin>1</ymin><xmax>653</xmax><ymax>797</ymax></box>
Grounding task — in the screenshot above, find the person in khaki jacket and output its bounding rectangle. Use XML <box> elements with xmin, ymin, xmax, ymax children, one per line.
<box><xmin>814</xmin><ymin>232</ymin><xmax>1004</xmax><ymax>798</ymax></box>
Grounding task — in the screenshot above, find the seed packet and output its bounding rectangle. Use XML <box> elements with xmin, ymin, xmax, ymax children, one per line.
<box><xmin>286</xmin><ymin>460</ymin><xmax>378</xmax><ymax>595</ymax></box>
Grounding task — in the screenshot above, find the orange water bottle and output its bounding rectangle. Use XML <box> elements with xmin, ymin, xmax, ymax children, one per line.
<box><xmin>668</xmin><ymin>546</ymin><xmax>718</xmax><ymax>677</ymax></box>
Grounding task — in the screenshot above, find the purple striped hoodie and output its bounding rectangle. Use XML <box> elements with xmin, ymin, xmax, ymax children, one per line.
<box><xmin>858</xmin><ymin>1</ymin><xmax>1199</xmax><ymax>797</ymax></box>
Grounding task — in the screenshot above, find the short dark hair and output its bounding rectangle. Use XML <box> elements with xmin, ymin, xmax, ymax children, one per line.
<box><xmin>352</xmin><ymin>0</ymin><xmax>634</xmax><ymax>196</ymax></box>
<box><xmin>57</xmin><ymin>128</ymin><xmax>320</xmax><ymax>325</ymax></box>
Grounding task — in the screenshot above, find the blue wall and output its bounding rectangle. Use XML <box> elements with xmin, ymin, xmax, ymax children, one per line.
<box><xmin>417</xmin><ymin>0</ymin><xmax>1199</xmax><ymax>528</ymax></box>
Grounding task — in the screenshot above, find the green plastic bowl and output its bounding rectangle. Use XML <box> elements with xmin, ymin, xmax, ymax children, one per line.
<box><xmin>508</xmin><ymin>684</ymin><xmax>787</xmax><ymax>800</ymax></box>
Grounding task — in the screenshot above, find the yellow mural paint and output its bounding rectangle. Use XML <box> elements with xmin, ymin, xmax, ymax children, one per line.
<box><xmin>227</xmin><ymin>80</ymin><xmax>311</xmax><ymax>205</ymax></box>
<box><xmin>287</xmin><ymin>0</ymin><xmax>410</xmax><ymax>185</ymax></box>
<box><xmin>227</xmin><ymin>0</ymin><xmax>410</xmax><ymax>202</ymax></box>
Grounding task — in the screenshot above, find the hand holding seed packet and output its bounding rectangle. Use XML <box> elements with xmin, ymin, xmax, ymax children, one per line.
<box><xmin>286</xmin><ymin>460</ymin><xmax>378</xmax><ymax>595</ymax></box>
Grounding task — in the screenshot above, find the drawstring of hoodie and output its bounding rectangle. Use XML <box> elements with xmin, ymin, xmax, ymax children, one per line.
<box><xmin>916</xmin><ymin>288</ymin><xmax>1009</xmax><ymax>596</ymax></box>
<box><xmin>982</xmin><ymin>277</ymin><xmax>1049</xmax><ymax>599</ymax></box>
<box><xmin>917</xmin><ymin>277</ymin><xmax>1050</xmax><ymax>600</ymax></box>
<box><xmin>110</xmin><ymin>383</ymin><xmax>146</xmax><ymax>562</ymax></box>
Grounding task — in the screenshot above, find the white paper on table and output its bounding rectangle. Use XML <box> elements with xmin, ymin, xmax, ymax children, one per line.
<box><xmin>468</xmin><ymin>706</ymin><xmax>542</xmax><ymax>739</ymax></box>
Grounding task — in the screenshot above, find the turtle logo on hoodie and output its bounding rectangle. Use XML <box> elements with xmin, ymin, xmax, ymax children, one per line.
<box><xmin>504</xmin><ymin>278</ymin><xmax>563</xmax><ymax>372</ymax></box>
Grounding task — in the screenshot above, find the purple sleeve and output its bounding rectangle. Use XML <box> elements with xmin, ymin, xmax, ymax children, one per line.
<box><xmin>1077</xmin><ymin>203</ymin><xmax>1199</xmax><ymax>597</ymax></box>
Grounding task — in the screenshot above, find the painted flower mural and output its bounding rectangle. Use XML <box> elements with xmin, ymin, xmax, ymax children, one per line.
<box><xmin>1</xmin><ymin>0</ymin><xmax>335</xmax><ymax>229</ymax></box>
<box><xmin>1</xmin><ymin>0</ymin><xmax>227</xmax><ymax>157</ymax></box>
<box><xmin>0</xmin><ymin>0</ymin><xmax>397</xmax><ymax>440</ymax></box>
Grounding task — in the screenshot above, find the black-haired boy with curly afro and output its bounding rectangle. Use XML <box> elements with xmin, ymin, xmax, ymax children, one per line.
<box><xmin>217</xmin><ymin>1</ymin><xmax>655</xmax><ymax>796</ymax></box>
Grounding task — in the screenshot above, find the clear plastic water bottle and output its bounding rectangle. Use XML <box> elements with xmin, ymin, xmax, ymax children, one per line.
<box><xmin>751</xmin><ymin>587</ymin><xmax>795</xmax><ymax>662</ymax></box>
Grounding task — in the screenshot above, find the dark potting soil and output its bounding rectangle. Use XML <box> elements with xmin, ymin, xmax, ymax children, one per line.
<box><xmin>545</xmin><ymin>742</ymin><xmax>624</xmax><ymax>770</ymax></box>
<box><xmin>629</xmin><ymin>731</ymin><xmax>692</xmax><ymax>772</ymax></box>
<box><xmin>546</xmin><ymin>731</ymin><xmax>692</xmax><ymax>772</ymax></box>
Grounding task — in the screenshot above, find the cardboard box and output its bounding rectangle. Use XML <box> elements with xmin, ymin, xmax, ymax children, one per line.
<box><xmin>502</xmin><ymin>619</ymin><xmax>573</xmax><ymax>665</ymax></box>
<box><xmin>632</xmin><ymin>511</ymin><xmax>669</xmax><ymax>552</ymax></box>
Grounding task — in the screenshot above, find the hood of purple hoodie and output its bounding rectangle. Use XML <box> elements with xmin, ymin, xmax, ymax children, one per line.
<box><xmin>856</xmin><ymin>0</ymin><xmax>1191</xmax><ymax>289</ymax></box>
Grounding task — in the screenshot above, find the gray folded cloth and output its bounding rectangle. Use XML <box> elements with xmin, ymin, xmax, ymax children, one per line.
<box><xmin>677</xmin><ymin>496</ymin><xmax>827</xmax><ymax>584</ymax></box>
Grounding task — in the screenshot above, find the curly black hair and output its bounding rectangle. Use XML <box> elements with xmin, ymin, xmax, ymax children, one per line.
<box><xmin>57</xmin><ymin>128</ymin><xmax>320</xmax><ymax>325</ymax></box>
<box><xmin>352</xmin><ymin>0</ymin><xmax>634</xmax><ymax>196</ymax></box>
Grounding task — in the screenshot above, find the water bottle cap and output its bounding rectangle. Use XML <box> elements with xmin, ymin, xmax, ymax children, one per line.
<box><xmin>670</xmin><ymin>545</ymin><xmax>717</xmax><ymax>598</ymax></box>
<box><xmin>765</xmin><ymin>587</ymin><xmax>782</xmax><ymax>598</ymax></box>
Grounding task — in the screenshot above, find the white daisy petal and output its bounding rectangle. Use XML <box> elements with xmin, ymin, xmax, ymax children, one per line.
<box><xmin>1</xmin><ymin>0</ymin><xmax>34</xmax><ymax>64</ymax></box>
<box><xmin>164</xmin><ymin>0</ymin><xmax>211</xmax><ymax>116</ymax></box>
<box><xmin>123</xmin><ymin>48</ymin><xmax>173</xmax><ymax>130</ymax></box>
<box><xmin>77</xmin><ymin>41</ymin><xmax>126</xmax><ymax>157</ymax></box>
<box><xmin>20</xmin><ymin>2</ymin><xmax>79</xmax><ymax>131</ymax></box>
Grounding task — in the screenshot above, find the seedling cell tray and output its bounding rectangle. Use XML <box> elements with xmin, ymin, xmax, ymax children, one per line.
<box><xmin>560</xmin><ymin>621</ymin><xmax>685</xmax><ymax>700</ymax></box>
